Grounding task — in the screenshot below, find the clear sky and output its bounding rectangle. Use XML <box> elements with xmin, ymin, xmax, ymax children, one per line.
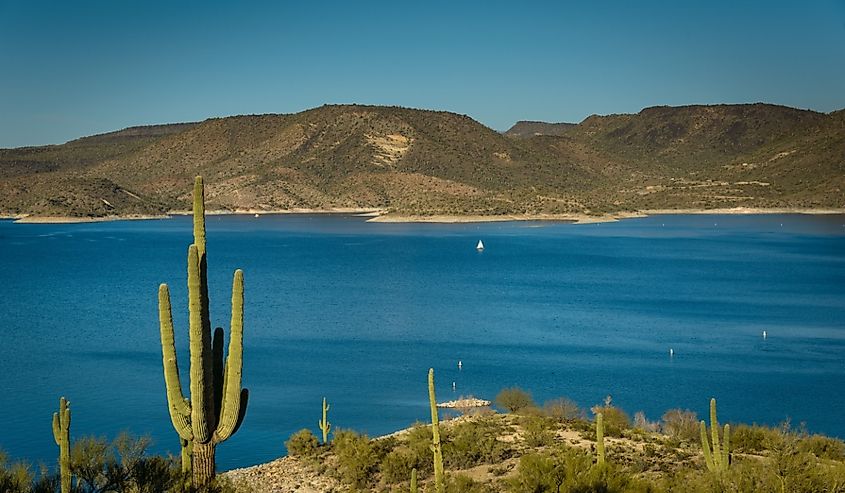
<box><xmin>1</xmin><ymin>0</ymin><xmax>844</xmax><ymax>147</ymax></box>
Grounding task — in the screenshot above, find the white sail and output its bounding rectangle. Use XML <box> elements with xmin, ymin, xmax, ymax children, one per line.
<box><xmin>476</xmin><ymin>240</ymin><xmax>484</xmax><ymax>251</ymax></box>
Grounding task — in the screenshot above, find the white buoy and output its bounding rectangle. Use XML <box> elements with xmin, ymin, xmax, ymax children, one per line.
<box><xmin>457</xmin><ymin>360</ymin><xmax>462</xmax><ymax>370</ymax></box>
<box><xmin>763</xmin><ymin>330</ymin><xmax>767</xmax><ymax>339</ymax></box>
<box><xmin>452</xmin><ymin>381</ymin><xmax>456</xmax><ymax>391</ymax></box>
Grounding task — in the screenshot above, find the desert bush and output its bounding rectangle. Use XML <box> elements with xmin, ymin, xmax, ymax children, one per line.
<box><xmin>445</xmin><ymin>473</ymin><xmax>495</xmax><ymax>492</ymax></box>
<box><xmin>731</xmin><ymin>423</ymin><xmax>779</xmax><ymax>453</ymax></box>
<box><xmin>521</xmin><ymin>416</ymin><xmax>555</xmax><ymax>448</ymax></box>
<box><xmin>661</xmin><ymin>408</ymin><xmax>699</xmax><ymax>442</ymax></box>
<box><xmin>380</xmin><ymin>446</ymin><xmax>423</xmax><ymax>484</ymax></box>
<box><xmin>404</xmin><ymin>423</ymin><xmax>434</xmax><ymax>472</ymax></box>
<box><xmin>797</xmin><ymin>434</ymin><xmax>845</xmax><ymax>461</ymax></box>
<box><xmin>0</xmin><ymin>440</ymin><xmax>248</xmax><ymax>493</ymax></box>
<box><xmin>285</xmin><ymin>429</ymin><xmax>320</xmax><ymax>458</ymax></box>
<box><xmin>443</xmin><ymin>418</ymin><xmax>510</xmax><ymax>469</ymax></box>
<box><xmin>633</xmin><ymin>411</ymin><xmax>660</xmax><ymax>433</ymax></box>
<box><xmin>507</xmin><ymin>447</ymin><xmax>600</xmax><ymax>493</ymax></box>
<box><xmin>591</xmin><ymin>405</ymin><xmax>630</xmax><ymax>437</ymax></box>
<box><xmin>390</xmin><ymin>423</ymin><xmax>438</xmax><ymax>480</ymax></box>
<box><xmin>495</xmin><ymin>387</ymin><xmax>535</xmax><ymax>413</ymax></box>
<box><xmin>332</xmin><ymin>429</ymin><xmax>379</xmax><ymax>489</ymax></box>
<box><xmin>0</xmin><ymin>452</ymin><xmax>38</xmax><ymax>493</ymax></box>
<box><xmin>542</xmin><ymin>397</ymin><xmax>585</xmax><ymax>422</ymax></box>
<box><xmin>508</xmin><ymin>451</ymin><xmax>566</xmax><ymax>493</ymax></box>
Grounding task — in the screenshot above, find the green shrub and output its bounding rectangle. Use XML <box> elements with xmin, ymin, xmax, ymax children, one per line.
<box><xmin>443</xmin><ymin>419</ymin><xmax>510</xmax><ymax>469</ymax></box>
<box><xmin>731</xmin><ymin>423</ymin><xmax>778</xmax><ymax>453</ymax></box>
<box><xmin>445</xmin><ymin>473</ymin><xmax>495</xmax><ymax>493</ymax></box>
<box><xmin>380</xmin><ymin>446</ymin><xmax>423</xmax><ymax>484</ymax></box>
<box><xmin>797</xmin><ymin>434</ymin><xmax>845</xmax><ymax>461</ymax></box>
<box><xmin>521</xmin><ymin>416</ymin><xmax>554</xmax><ymax>448</ymax></box>
<box><xmin>661</xmin><ymin>408</ymin><xmax>699</xmax><ymax>442</ymax></box>
<box><xmin>495</xmin><ymin>387</ymin><xmax>535</xmax><ymax>413</ymax></box>
<box><xmin>508</xmin><ymin>452</ymin><xmax>564</xmax><ymax>493</ymax></box>
<box><xmin>0</xmin><ymin>452</ymin><xmax>36</xmax><ymax>493</ymax></box>
<box><xmin>401</xmin><ymin>423</ymin><xmax>437</xmax><ymax>476</ymax></box>
<box><xmin>0</xmin><ymin>439</ymin><xmax>249</xmax><ymax>493</ymax></box>
<box><xmin>285</xmin><ymin>429</ymin><xmax>320</xmax><ymax>458</ymax></box>
<box><xmin>507</xmin><ymin>447</ymin><xmax>596</xmax><ymax>493</ymax></box>
<box><xmin>332</xmin><ymin>429</ymin><xmax>379</xmax><ymax>489</ymax></box>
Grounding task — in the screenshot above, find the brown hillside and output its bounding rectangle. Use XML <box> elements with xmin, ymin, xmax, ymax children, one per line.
<box><xmin>1</xmin><ymin>103</ymin><xmax>842</xmax><ymax>218</ymax></box>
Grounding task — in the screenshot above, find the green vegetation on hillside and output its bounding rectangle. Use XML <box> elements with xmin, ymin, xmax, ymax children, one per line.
<box><xmin>274</xmin><ymin>389</ymin><xmax>845</xmax><ymax>493</ymax></box>
<box><xmin>2</xmin><ymin>103</ymin><xmax>841</xmax><ymax>218</ymax></box>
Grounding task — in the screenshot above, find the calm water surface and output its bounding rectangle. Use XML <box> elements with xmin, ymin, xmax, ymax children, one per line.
<box><xmin>1</xmin><ymin>214</ymin><xmax>844</xmax><ymax>470</ymax></box>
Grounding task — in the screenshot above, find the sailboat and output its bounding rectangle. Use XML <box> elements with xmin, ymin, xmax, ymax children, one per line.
<box><xmin>476</xmin><ymin>240</ymin><xmax>484</xmax><ymax>251</ymax></box>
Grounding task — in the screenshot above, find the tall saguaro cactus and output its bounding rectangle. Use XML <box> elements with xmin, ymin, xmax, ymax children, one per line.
<box><xmin>52</xmin><ymin>397</ymin><xmax>71</xmax><ymax>493</ymax></box>
<box><xmin>428</xmin><ymin>368</ymin><xmax>445</xmax><ymax>493</ymax></box>
<box><xmin>596</xmin><ymin>412</ymin><xmax>605</xmax><ymax>465</ymax></box>
<box><xmin>158</xmin><ymin>176</ymin><xmax>249</xmax><ymax>487</ymax></box>
<box><xmin>318</xmin><ymin>397</ymin><xmax>331</xmax><ymax>444</ymax></box>
<box><xmin>700</xmin><ymin>398</ymin><xmax>730</xmax><ymax>473</ymax></box>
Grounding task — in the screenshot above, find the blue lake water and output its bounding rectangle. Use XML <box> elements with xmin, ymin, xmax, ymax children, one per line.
<box><xmin>1</xmin><ymin>213</ymin><xmax>844</xmax><ymax>471</ymax></box>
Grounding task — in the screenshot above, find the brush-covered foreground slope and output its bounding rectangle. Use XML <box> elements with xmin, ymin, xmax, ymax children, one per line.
<box><xmin>1</xmin><ymin>104</ymin><xmax>842</xmax><ymax>218</ymax></box>
<box><xmin>226</xmin><ymin>410</ymin><xmax>845</xmax><ymax>493</ymax></box>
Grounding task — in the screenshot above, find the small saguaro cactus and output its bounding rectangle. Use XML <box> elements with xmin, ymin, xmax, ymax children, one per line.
<box><xmin>158</xmin><ymin>176</ymin><xmax>249</xmax><ymax>487</ymax></box>
<box><xmin>52</xmin><ymin>397</ymin><xmax>71</xmax><ymax>493</ymax></box>
<box><xmin>428</xmin><ymin>368</ymin><xmax>445</xmax><ymax>493</ymax></box>
<box><xmin>318</xmin><ymin>397</ymin><xmax>331</xmax><ymax>444</ymax></box>
<box><xmin>410</xmin><ymin>467</ymin><xmax>418</xmax><ymax>493</ymax></box>
<box><xmin>700</xmin><ymin>398</ymin><xmax>730</xmax><ymax>473</ymax></box>
<box><xmin>596</xmin><ymin>412</ymin><xmax>605</xmax><ymax>465</ymax></box>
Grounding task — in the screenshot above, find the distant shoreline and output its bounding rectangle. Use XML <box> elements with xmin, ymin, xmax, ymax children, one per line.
<box><xmin>366</xmin><ymin>207</ymin><xmax>845</xmax><ymax>224</ymax></box>
<box><xmin>5</xmin><ymin>207</ymin><xmax>844</xmax><ymax>225</ymax></box>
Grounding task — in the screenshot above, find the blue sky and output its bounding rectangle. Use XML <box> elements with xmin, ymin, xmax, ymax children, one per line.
<box><xmin>1</xmin><ymin>0</ymin><xmax>844</xmax><ymax>147</ymax></box>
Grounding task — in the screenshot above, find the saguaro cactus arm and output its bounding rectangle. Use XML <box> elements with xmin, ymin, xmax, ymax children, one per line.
<box><xmin>700</xmin><ymin>420</ymin><xmax>715</xmax><ymax>471</ymax></box>
<box><xmin>158</xmin><ymin>284</ymin><xmax>193</xmax><ymax>440</ymax></box>
<box><xmin>188</xmin><ymin>244</ymin><xmax>213</xmax><ymax>442</ymax></box>
<box><xmin>214</xmin><ymin>269</ymin><xmax>246</xmax><ymax>443</ymax></box>
<box><xmin>193</xmin><ymin>177</ymin><xmax>206</xmax><ymax>255</ymax></box>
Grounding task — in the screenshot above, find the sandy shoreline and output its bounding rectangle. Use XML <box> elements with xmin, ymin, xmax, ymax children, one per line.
<box><xmin>367</xmin><ymin>207</ymin><xmax>845</xmax><ymax>224</ymax></box>
<box><xmin>5</xmin><ymin>207</ymin><xmax>843</xmax><ymax>225</ymax></box>
<box><xmin>367</xmin><ymin>212</ymin><xmax>642</xmax><ymax>224</ymax></box>
<box><xmin>12</xmin><ymin>214</ymin><xmax>170</xmax><ymax>224</ymax></box>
